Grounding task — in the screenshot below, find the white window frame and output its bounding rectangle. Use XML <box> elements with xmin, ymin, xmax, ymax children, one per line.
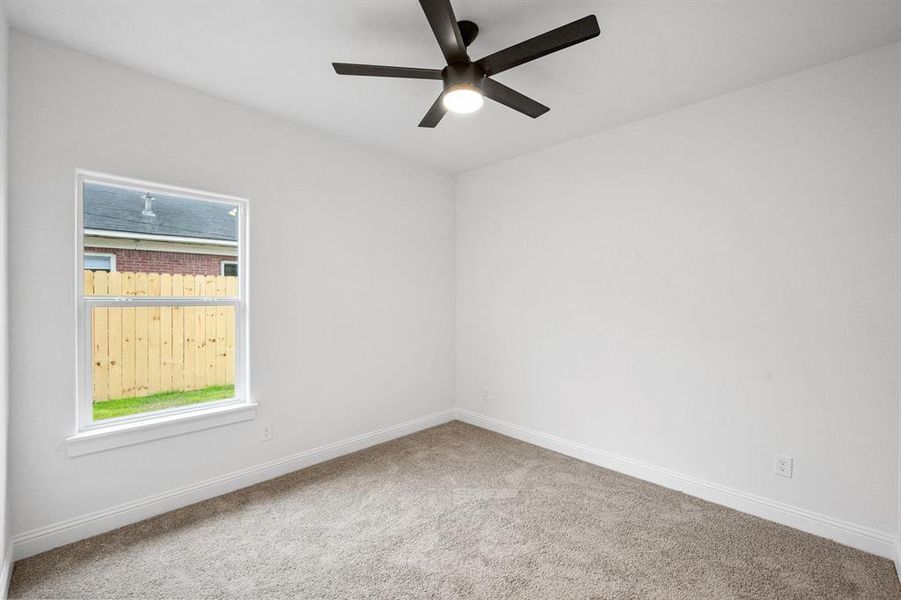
<box><xmin>84</xmin><ymin>251</ymin><xmax>117</xmax><ymax>272</ymax></box>
<box><xmin>68</xmin><ymin>170</ymin><xmax>254</xmax><ymax>457</ymax></box>
<box><xmin>221</xmin><ymin>260</ymin><xmax>238</xmax><ymax>277</ymax></box>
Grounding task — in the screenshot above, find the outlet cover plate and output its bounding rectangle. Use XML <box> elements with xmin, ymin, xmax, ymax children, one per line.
<box><xmin>774</xmin><ymin>454</ymin><xmax>793</xmax><ymax>478</ymax></box>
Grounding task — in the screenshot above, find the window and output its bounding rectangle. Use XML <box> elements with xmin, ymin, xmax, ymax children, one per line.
<box><xmin>73</xmin><ymin>172</ymin><xmax>252</xmax><ymax>453</ymax></box>
<box><xmin>84</xmin><ymin>252</ymin><xmax>116</xmax><ymax>272</ymax></box>
<box><xmin>221</xmin><ymin>261</ymin><xmax>238</xmax><ymax>277</ymax></box>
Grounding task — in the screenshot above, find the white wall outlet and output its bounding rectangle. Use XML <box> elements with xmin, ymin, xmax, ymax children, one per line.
<box><xmin>479</xmin><ymin>387</ymin><xmax>491</xmax><ymax>403</ymax></box>
<box><xmin>773</xmin><ymin>454</ymin><xmax>793</xmax><ymax>478</ymax></box>
<box><xmin>261</xmin><ymin>421</ymin><xmax>272</xmax><ymax>442</ymax></box>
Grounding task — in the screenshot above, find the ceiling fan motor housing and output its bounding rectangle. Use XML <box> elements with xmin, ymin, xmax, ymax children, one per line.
<box><xmin>442</xmin><ymin>62</ymin><xmax>486</xmax><ymax>91</ymax></box>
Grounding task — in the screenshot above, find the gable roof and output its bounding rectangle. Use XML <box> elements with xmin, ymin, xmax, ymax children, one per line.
<box><xmin>84</xmin><ymin>182</ymin><xmax>238</xmax><ymax>243</ymax></box>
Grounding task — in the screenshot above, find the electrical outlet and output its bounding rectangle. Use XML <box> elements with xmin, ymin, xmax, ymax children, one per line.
<box><xmin>261</xmin><ymin>421</ymin><xmax>272</xmax><ymax>442</ymax></box>
<box><xmin>773</xmin><ymin>454</ymin><xmax>793</xmax><ymax>478</ymax></box>
<box><xmin>479</xmin><ymin>387</ymin><xmax>491</xmax><ymax>403</ymax></box>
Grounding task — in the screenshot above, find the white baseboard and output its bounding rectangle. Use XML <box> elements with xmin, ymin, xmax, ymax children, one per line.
<box><xmin>1</xmin><ymin>540</ymin><xmax>13</xmax><ymax>600</ymax></box>
<box><xmin>12</xmin><ymin>409</ymin><xmax>455</xmax><ymax>561</ymax></box>
<box><xmin>455</xmin><ymin>408</ymin><xmax>896</xmax><ymax>561</ymax></box>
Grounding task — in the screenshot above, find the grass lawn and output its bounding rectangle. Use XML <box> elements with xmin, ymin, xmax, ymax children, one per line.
<box><xmin>93</xmin><ymin>385</ymin><xmax>235</xmax><ymax>421</ymax></box>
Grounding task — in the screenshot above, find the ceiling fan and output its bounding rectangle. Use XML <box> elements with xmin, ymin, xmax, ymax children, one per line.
<box><xmin>332</xmin><ymin>0</ymin><xmax>601</xmax><ymax>127</ymax></box>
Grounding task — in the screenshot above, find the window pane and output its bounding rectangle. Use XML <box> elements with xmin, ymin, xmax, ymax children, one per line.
<box><xmin>83</xmin><ymin>179</ymin><xmax>242</xmax><ymax>423</ymax></box>
<box><xmin>90</xmin><ymin>304</ymin><xmax>237</xmax><ymax>421</ymax></box>
<box><xmin>83</xmin><ymin>181</ymin><xmax>239</xmax><ymax>297</ymax></box>
<box><xmin>85</xmin><ymin>254</ymin><xmax>113</xmax><ymax>272</ymax></box>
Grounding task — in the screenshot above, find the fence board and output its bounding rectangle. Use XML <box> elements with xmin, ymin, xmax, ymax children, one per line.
<box><xmin>215</xmin><ymin>277</ymin><xmax>227</xmax><ymax>384</ymax></box>
<box><xmin>171</xmin><ymin>275</ymin><xmax>185</xmax><ymax>392</ymax></box>
<box><xmin>107</xmin><ymin>273</ymin><xmax>123</xmax><ymax>399</ymax></box>
<box><xmin>148</xmin><ymin>274</ymin><xmax>161</xmax><ymax>395</ymax></box>
<box><xmin>91</xmin><ymin>273</ymin><xmax>109</xmax><ymax>401</ymax></box>
<box><xmin>92</xmin><ymin>307</ymin><xmax>109</xmax><ymax>401</ymax></box>
<box><xmin>160</xmin><ymin>275</ymin><xmax>173</xmax><ymax>392</ymax></box>
<box><xmin>135</xmin><ymin>307</ymin><xmax>149</xmax><ymax>396</ymax></box>
<box><xmin>122</xmin><ymin>273</ymin><xmax>136</xmax><ymax>396</ymax></box>
<box><xmin>91</xmin><ymin>271</ymin><xmax>109</xmax><ymax>401</ymax></box>
<box><xmin>204</xmin><ymin>276</ymin><xmax>216</xmax><ymax>386</ymax></box>
<box><xmin>205</xmin><ymin>307</ymin><xmax>216</xmax><ymax>386</ymax></box>
<box><xmin>225</xmin><ymin>277</ymin><xmax>237</xmax><ymax>385</ymax></box>
<box><xmin>122</xmin><ymin>307</ymin><xmax>136</xmax><ymax>397</ymax></box>
<box><xmin>136</xmin><ymin>272</ymin><xmax>148</xmax><ymax>296</ymax></box>
<box><xmin>183</xmin><ymin>276</ymin><xmax>196</xmax><ymax>391</ymax></box>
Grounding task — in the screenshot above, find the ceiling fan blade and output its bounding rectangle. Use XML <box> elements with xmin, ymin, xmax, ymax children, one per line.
<box><xmin>476</xmin><ymin>15</ymin><xmax>600</xmax><ymax>76</ymax></box>
<box><xmin>481</xmin><ymin>78</ymin><xmax>549</xmax><ymax>118</ymax></box>
<box><xmin>418</xmin><ymin>93</ymin><xmax>448</xmax><ymax>128</ymax></box>
<box><xmin>333</xmin><ymin>63</ymin><xmax>444</xmax><ymax>80</ymax></box>
<box><xmin>419</xmin><ymin>0</ymin><xmax>469</xmax><ymax>65</ymax></box>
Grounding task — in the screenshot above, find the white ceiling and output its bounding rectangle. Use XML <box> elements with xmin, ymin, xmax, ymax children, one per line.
<box><xmin>6</xmin><ymin>1</ymin><xmax>901</xmax><ymax>173</ymax></box>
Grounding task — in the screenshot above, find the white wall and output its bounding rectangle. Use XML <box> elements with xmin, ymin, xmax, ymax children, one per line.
<box><xmin>0</xmin><ymin>0</ymin><xmax>10</xmax><ymax>590</ymax></box>
<box><xmin>8</xmin><ymin>32</ymin><xmax>455</xmax><ymax>544</ymax></box>
<box><xmin>457</xmin><ymin>43</ymin><xmax>901</xmax><ymax>542</ymax></box>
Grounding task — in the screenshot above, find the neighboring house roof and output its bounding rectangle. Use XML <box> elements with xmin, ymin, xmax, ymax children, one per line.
<box><xmin>84</xmin><ymin>182</ymin><xmax>238</xmax><ymax>242</ymax></box>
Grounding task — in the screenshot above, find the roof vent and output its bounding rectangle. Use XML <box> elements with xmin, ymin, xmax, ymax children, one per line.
<box><xmin>141</xmin><ymin>192</ymin><xmax>156</xmax><ymax>217</ymax></box>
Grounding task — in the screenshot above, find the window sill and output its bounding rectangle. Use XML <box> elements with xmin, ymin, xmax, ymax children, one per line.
<box><xmin>66</xmin><ymin>401</ymin><xmax>257</xmax><ymax>457</ymax></box>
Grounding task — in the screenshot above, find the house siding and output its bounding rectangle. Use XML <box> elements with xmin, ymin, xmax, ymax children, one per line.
<box><xmin>85</xmin><ymin>247</ymin><xmax>235</xmax><ymax>276</ymax></box>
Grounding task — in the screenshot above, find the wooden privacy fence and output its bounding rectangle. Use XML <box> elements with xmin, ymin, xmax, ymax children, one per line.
<box><xmin>85</xmin><ymin>271</ymin><xmax>238</xmax><ymax>403</ymax></box>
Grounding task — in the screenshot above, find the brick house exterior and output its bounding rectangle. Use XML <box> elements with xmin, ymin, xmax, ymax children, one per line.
<box><xmin>84</xmin><ymin>181</ymin><xmax>238</xmax><ymax>277</ymax></box>
<box><xmin>85</xmin><ymin>247</ymin><xmax>236</xmax><ymax>276</ymax></box>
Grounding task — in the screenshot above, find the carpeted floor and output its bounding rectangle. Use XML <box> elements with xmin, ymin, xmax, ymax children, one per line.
<box><xmin>9</xmin><ymin>421</ymin><xmax>901</xmax><ymax>599</ymax></box>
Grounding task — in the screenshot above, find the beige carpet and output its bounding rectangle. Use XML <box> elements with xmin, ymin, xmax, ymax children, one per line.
<box><xmin>10</xmin><ymin>421</ymin><xmax>901</xmax><ymax>599</ymax></box>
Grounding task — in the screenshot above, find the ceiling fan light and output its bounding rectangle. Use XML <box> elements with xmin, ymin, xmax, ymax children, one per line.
<box><xmin>443</xmin><ymin>84</ymin><xmax>484</xmax><ymax>114</ymax></box>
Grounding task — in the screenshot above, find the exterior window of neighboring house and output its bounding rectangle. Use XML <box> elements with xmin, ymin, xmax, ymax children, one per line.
<box><xmin>84</xmin><ymin>252</ymin><xmax>116</xmax><ymax>273</ymax></box>
<box><xmin>71</xmin><ymin>171</ymin><xmax>252</xmax><ymax>455</ymax></box>
<box><xmin>221</xmin><ymin>261</ymin><xmax>238</xmax><ymax>277</ymax></box>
